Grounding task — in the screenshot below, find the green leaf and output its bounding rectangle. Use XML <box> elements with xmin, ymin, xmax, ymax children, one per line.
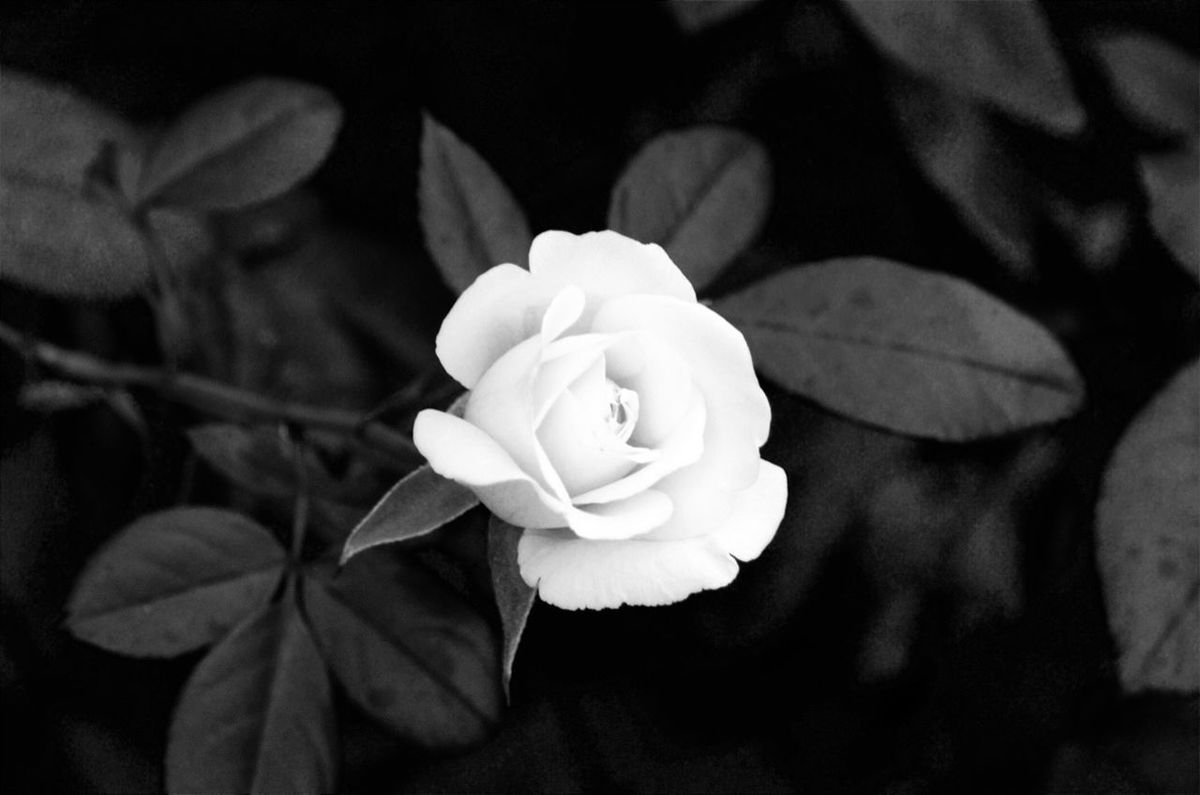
<box><xmin>418</xmin><ymin>114</ymin><xmax>532</xmax><ymax>294</ymax></box>
<box><xmin>1140</xmin><ymin>143</ymin><xmax>1199</xmax><ymax>283</ymax></box>
<box><xmin>166</xmin><ymin>599</ymin><xmax>338</xmax><ymax>794</ymax></box>
<box><xmin>608</xmin><ymin>126</ymin><xmax>771</xmax><ymax>292</ymax></box>
<box><xmin>841</xmin><ymin>0</ymin><xmax>1084</xmax><ymax>134</ymax></box>
<box><xmin>66</xmin><ymin>507</ymin><xmax>286</xmax><ymax>657</ymax></box>
<box><xmin>667</xmin><ymin>0</ymin><xmax>765</xmax><ymax>33</ymax></box>
<box><xmin>0</xmin><ymin>70</ymin><xmax>150</xmax><ymax>298</ymax></box>
<box><xmin>340</xmin><ymin>464</ymin><xmax>480</xmax><ymax>563</ymax></box>
<box><xmin>888</xmin><ymin>72</ymin><xmax>1035</xmax><ymax>275</ymax></box>
<box><xmin>487</xmin><ymin>516</ymin><xmax>536</xmax><ymax>701</ymax></box>
<box><xmin>1096</xmin><ymin>360</ymin><xmax>1199</xmax><ymax>693</ymax></box>
<box><xmin>137</xmin><ymin>77</ymin><xmax>342</xmax><ymax>210</ymax></box>
<box><xmin>1095</xmin><ymin>33</ymin><xmax>1199</xmax><ymax>137</ymax></box>
<box><xmin>304</xmin><ymin>551</ymin><xmax>501</xmax><ymax>747</ymax></box>
<box><xmin>188</xmin><ymin>423</ymin><xmax>386</xmax><ymax>507</ymax></box>
<box><xmin>714</xmin><ymin>258</ymin><xmax>1084</xmax><ymax>440</ymax></box>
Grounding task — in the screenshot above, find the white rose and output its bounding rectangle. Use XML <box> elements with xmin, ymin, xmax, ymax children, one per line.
<box><xmin>413</xmin><ymin>230</ymin><xmax>787</xmax><ymax>610</ymax></box>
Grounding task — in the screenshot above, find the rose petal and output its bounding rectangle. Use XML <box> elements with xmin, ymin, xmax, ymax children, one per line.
<box><xmin>518</xmin><ymin>530</ymin><xmax>736</xmax><ymax>609</ymax></box>
<box><xmin>708</xmin><ymin>460</ymin><xmax>787</xmax><ymax>562</ymax></box>
<box><xmin>529</xmin><ymin>230</ymin><xmax>697</xmax><ymax>304</ymax></box>
<box><xmin>465</xmin><ymin>336</ymin><xmax>566</xmax><ymax>498</ymax></box>
<box><xmin>594</xmin><ymin>295</ymin><xmax>771</xmax><ymax>488</ymax></box>
<box><xmin>540</xmin><ymin>285</ymin><xmax>586</xmax><ymax>342</ymax></box>
<box><xmin>537</xmin><ymin>387</ymin><xmax>642</xmax><ymax>495</ymax></box>
<box><xmin>593</xmin><ymin>295</ymin><xmax>769</xmax><ymax>442</ymax></box>
<box><xmin>571</xmin><ymin>392</ymin><xmax>707</xmax><ymax>505</ymax></box>
<box><xmin>413</xmin><ymin>409</ymin><xmax>567</xmax><ymax>528</ymax></box>
<box><xmin>564</xmin><ymin>488</ymin><xmax>674</xmax><ymax>541</ymax></box>
<box><xmin>435</xmin><ymin>264</ymin><xmax>555</xmax><ymax>389</ymax></box>
<box><xmin>605</xmin><ymin>333</ymin><xmax>695</xmax><ymax>446</ymax></box>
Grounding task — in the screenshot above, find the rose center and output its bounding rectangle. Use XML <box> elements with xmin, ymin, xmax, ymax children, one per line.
<box><xmin>602</xmin><ymin>379</ymin><xmax>639</xmax><ymax>444</ymax></box>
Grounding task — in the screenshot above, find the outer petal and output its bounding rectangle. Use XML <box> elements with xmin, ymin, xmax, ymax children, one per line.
<box><xmin>708</xmin><ymin>460</ymin><xmax>787</xmax><ymax>562</ymax></box>
<box><xmin>413</xmin><ymin>409</ymin><xmax>567</xmax><ymax>528</ymax></box>
<box><xmin>564</xmin><ymin>489</ymin><xmax>674</xmax><ymax>541</ymax></box>
<box><xmin>518</xmin><ymin>530</ymin><xmax>737</xmax><ymax>610</ymax></box>
<box><xmin>435</xmin><ymin>264</ymin><xmax>556</xmax><ymax>389</ymax></box>
<box><xmin>529</xmin><ymin>230</ymin><xmax>697</xmax><ymax>304</ymax></box>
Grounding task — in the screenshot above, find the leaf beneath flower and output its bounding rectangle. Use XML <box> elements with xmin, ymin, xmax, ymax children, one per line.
<box><xmin>1096</xmin><ymin>360</ymin><xmax>1199</xmax><ymax>693</ymax></box>
<box><xmin>166</xmin><ymin>599</ymin><xmax>338</xmax><ymax>794</ymax></box>
<box><xmin>66</xmin><ymin>507</ymin><xmax>286</xmax><ymax>657</ymax></box>
<box><xmin>341</xmin><ymin>464</ymin><xmax>480</xmax><ymax>562</ymax></box>
<box><xmin>715</xmin><ymin>258</ymin><xmax>1085</xmax><ymax>440</ymax></box>
<box><xmin>488</xmin><ymin>516</ymin><xmax>536</xmax><ymax>700</ymax></box>
<box><xmin>418</xmin><ymin>114</ymin><xmax>532</xmax><ymax>294</ymax></box>
<box><xmin>304</xmin><ymin>552</ymin><xmax>501</xmax><ymax>746</ymax></box>
<box><xmin>608</xmin><ymin>126</ymin><xmax>771</xmax><ymax>293</ymax></box>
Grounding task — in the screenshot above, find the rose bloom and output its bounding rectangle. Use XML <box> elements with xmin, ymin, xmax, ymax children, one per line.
<box><xmin>414</xmin><ymin>230</ymin><xmax>787</xmax><ymax>609</ymax></box>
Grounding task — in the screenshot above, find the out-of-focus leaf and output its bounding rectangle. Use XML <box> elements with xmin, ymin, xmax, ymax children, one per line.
<box><xmin>0</xmin><ymin>70</ymin><xmax>150</xmax><ymax>298</ymax></box>
<box><xmin>146</xmin><ymin>206</ymin><xmax>215</xmax><ymax>270</ymax></box>
<box><xmin>418</xmin><ymin>114</ymin><xmax>532</xmax><ymax>294</ymax></box>
<box><xmin>187</xmin><ymin>423</ymin><xmax>385</xmax><ymax>506</ymax></box>
<box><xmin>137</xmin><ymin>77</ymin><xmax>342</xmax><ymax>210</ymax></box>
<box><xmin>166</xmin><ymin>599</ymin><xmax>337</xmax><ymax>794</ymax></box>
<box><xmin>1095</xmin><ymin>34</ymin><xmax>1199</xmax><ymax>137</ymax></box>
<box><xmin>1096</xmin><ymin>360</ymin><xmax>1199</xmax><ymax>693</ymax></box>
<box><xmin>841</xmin><ymin>0</ymin><xmax>1084</xmax><ymax>134</ymax></box>
<box><xmin>608</xmin><ymin>126</ymin><xmax>771</xmax><ymax>292</ymax></box>
<box><xmin>487</xmin><ymin>516</ymin><xmax>535</xmax><ymax>700</ymax></box>
<box><xmin>304</xmin><ymin>551</ymin><xmax>501</xmax><ymax>747</ymax></box>
<box><xmin>715</xmin><ymin>258</ymin><xmax>1084</xmax><ymax>440</ymax></box>
<box><xmin>889</xmin><ymin>73</ymin><xmax>1035</xmax><ymax>275</ymax></box>
<box><xmin>1140</xmin><ymin>143</ymin><xmax>1199</xmax><ymax>283</ymax></box>
<box><xmin>340</xmin><ymin>464</ymin><xmax>479</xmax><ymax>562</ymax></box>
<box><xmin>66</xmin><ymin>507</ymin><xmax>285</xmax><ymax>657</ymax></box>
<box><xmin>666</xmin><ymin>0</ymin><xmax>764</xmax><ymax>33</ymax></box>
<box><xmin>17</xmin><ymin>381</ymin><xmax>105</xmax><ymax>412</ymax></box>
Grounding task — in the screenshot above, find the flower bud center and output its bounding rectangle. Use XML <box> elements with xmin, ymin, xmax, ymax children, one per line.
<box><xmin>603</xmin><ymin>379</ymin><xmax>639</xmax><ymax>444</ymax></box>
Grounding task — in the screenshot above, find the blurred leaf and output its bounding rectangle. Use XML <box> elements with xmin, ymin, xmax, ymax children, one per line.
<box><xmin>1095</xmin><ymin>33</ymin><xmax>1199</xmax><ymax>137</ymax></box>
<box><xmin>304</xmin><ymin>551</ymin><xmax>501</xmax><ymax>747</ymax></box>
<box><xmin>166</xmin><ymin>599</ymin><xmax>338</xmax><ymax>794</ymax></box>
<box><xmin>188</xmin><ymin>423</ymin><xmax>385</xmax><ymax>506</ymax></box>
<box><xmin>341</xmin><ymin>464</ymin><xmax>479</xmax><ymax>562</ymax></box>
<box><xmin>841</xmin><ymin>0</ymin><xmax>1084</xmax><ymax>134</ymax></box>
<box><xmin>137</xmin><ymin>77</ymin><xmax>342</xmax><ymax>210</ymax></box>
<box><xmin>715</xmin><ymin>258</ymin><xmax>1084</xmax><ymax>439</ymax></box>
<box><xmin>608</xmin><ymin>126</ymin><xmax>771</xmax><ymax>292</ymax></box>
<box><xmin>889</xmin><ymin>73</ymin><xmax>1036</xmax><ymax>275</ymax></box>
<box><xmin>66</xmin><ymin>507</ymin><xmax>285</xmax><ymax>657</ymax></box>
<box><xmin>146</xmin><ymin>206</ymin><xmax>215</xmax><ymax>270</ymax></box>
<box><xmin>418</xmin><ymin>114</ymin><xmax>532</xmax><ymax>294</ymax></box>
<box><xmin>17</xmin><ymin>380</ymin><xmax>105</xmax><ymax>412</ymax></box>
<box><xmin>0</xmin><ymin>70</ymin><xmax>150</xmax><ymax>298</ymax></box>
<box><xmin>487</xmin><ymin>516</ymin><xmax>535</xmax><ymax>700</ymax></box>
<box><xmin>1096</xmin><ymin>360</ymin><xmax>1199</xmax><ymax>693</ymax></box>
<box><xmin>1140</xmin><ymin>143</ymin><xmax>1199</xmax><ymax>283</ymax></box>
<box><xmin>666</xmin><ymin>0</ymin><xmax>764</xmax><ymax>33</ymax></box>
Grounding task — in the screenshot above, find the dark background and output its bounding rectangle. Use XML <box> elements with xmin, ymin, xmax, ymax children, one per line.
<box><xmin>2</xmin><ymin>1</ymin><xmax>1198</xmax><ymax>792</ymax></box>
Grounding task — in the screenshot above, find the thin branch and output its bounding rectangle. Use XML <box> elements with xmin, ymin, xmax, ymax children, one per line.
<box><xmin>0</xmin><ymin>320</ymin><xmax>421</xmax><ymax>464</ymax></box>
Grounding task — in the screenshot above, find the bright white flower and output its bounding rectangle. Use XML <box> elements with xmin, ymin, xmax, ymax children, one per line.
<box><xmin>414</xmin><ymin>230</ymin><xmax>787</xmax><ymax>609</ymax></box>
